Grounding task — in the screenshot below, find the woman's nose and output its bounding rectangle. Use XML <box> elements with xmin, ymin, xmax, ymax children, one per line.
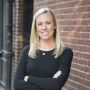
<box><xmin>42</xmin><ymin>24</ymin><xmax>46</xmax><ymax>30</ymax></box>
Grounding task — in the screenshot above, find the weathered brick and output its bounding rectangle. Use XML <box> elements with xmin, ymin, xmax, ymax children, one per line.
<box><xmin>12</xmin><ymin>0</ymin><xmax>90</xmax><ymax>90</ymax></box>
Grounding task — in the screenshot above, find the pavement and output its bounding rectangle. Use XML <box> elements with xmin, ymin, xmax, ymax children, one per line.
<box><xmin>0</xmin><ymin>86</ymin><xmax>4</xmax><ymax>90</ymax></box>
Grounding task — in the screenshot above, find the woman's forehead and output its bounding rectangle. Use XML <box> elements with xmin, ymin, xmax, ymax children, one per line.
<box><xmin>36</xmin><ymin>12</ymin><xmax>53</xmax><ymax>22</ymax></box>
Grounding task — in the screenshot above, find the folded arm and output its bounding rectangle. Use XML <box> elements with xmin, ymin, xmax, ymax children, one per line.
<box><xmin>14</xmin><ymin>46</ymin><xmax>41</xmax><ymax>90</ymax></box>
<box><xmin>26</xmin><ymin>48</ymin><xmax>73</xmax><ymax>90</ymax></box>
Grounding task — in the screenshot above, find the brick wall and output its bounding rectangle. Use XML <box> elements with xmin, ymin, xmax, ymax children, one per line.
<box><xmin>34</xmin><ymin>0</ymin><xmax>90</xmax><ymax>90</ymax></box>
<box><xmin>12</xmin><ymin>0</ymin><xmax>24</xmax><ymax>89</ymax></box>
<box><xmin>12</xmin><ymin>0</ymin><xmax>24</xmax><ymax>74</ymax></box>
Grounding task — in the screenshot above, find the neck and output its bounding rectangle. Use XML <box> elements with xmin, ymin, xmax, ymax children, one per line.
<box><xmin>39</xmin><ymin>39</ymin><xmax>55</xmax><ymax>51</ymax></box>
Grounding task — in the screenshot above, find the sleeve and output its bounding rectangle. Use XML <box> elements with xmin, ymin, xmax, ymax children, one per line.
<box><xmin>13</xmin><ymin>46</ymin><xmax>41</xmax><ymax>90</ymax></box>
<box><xmin>27</xmin><ymin>48</ymin><xmax>73</xmax><ymax>90</ymax></box>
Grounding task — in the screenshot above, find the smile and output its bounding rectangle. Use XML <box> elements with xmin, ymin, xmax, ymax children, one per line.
<box><xmin>42</xmin><ymin>32</ymin><xmax>49</xmax><ymax>35</ymax></box>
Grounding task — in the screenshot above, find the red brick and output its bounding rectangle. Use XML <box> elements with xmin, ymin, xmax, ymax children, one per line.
<box><xmin>71</xmin><ymin>68</ymin><xmax>87</xmax><ymax>79</ymax></box>
<box><xmin>82</xmin><ymin>0</ymin><xmax>90</xmax><ymax>5</ymax></box>
<box><xmin>72</xmin><ymin>62</ymin><xmax>88</xmax><ymax>72</ymax></box>
<box><xmin>86</xmin><ymin>73</ymin><xmax>90</xmax><ymax>80</ymax></box>
<box><xmin>88</xmin><ymin>67</ymin><xmax>90</xmax><ymax>73</ymax></box>
<box><xmin>82</xmin><ymin>12</ymin><xmax>90</xmax><ymax>19</ymax></box>
<box><xmin>69</xmin><ymin>74</ymin><xmax>81</xmax><ymax>83</ymax></box>
<box><xmin>88</xmin><ymin>60</ymin><xmax>90</xmax><ymax>66</ymax></box>
<box><xmin>33</xmin><ymin>0</ymin><xmax>90</xmax><ymax>90</ymax></box>
<box><xmin>81</xmin><ymin>78</ymin><xmax>90</xmax><ymax>87</ymax></box>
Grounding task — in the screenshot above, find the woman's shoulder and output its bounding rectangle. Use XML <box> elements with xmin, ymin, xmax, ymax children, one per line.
<box><xmin>64</xmin><ymin>47</ymin><xmax>73</xmax><ymax>51</ymax></box>
<box><xmin>23</xmin><ymin>45</ymin><xmax>30</xmax><ymax>49</ymax></box>
<box><xmin>62</xmin><ymin>47</ymin><xmax>73</xmax><ymax>55</ymax></box>
<box><xmin>22</xmin><ymin>45</ymin><xmax>30</xmax><ymax>53</ymax></box>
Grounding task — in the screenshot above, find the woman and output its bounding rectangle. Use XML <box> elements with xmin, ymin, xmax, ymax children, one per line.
<box><xmin>14</xmin><ymin>7</ymin><xmax>73</xmax><ymax>90</ymax></box>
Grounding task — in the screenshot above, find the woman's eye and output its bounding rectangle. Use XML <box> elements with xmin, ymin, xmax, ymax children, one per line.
<box><xmin>47</xmin><ymin>22</ymin><xmax>51</xmax><ymax>24</ymax></box>
<box><xmin>47</xmin><ymin>21</ymin><xmax>53</xmax><ymax>24</ymax></box>
<box><xmin>47</xmin><ymin>23</ymin><xmax>51</xmax><ymax>24</ymax></box>
<box><xmin>38</xmin><ymin>23</ymin><xmax>42</xmax><ymax>26</ymax></box>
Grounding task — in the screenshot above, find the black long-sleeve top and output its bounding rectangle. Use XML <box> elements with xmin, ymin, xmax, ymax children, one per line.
<box><xmin>14</xmin><ymin>45</ymin><xmax>73</xmax><ymax>90</ymax></box>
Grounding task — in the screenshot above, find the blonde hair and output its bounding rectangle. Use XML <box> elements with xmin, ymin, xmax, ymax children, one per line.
<box><xmin>28</xmin><ymin>7</ymin><xmax>65</xmax><ymax>58</ymax></box>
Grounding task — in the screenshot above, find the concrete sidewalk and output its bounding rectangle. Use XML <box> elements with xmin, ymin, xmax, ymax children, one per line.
<box><xmin>0</xmin><ymin>86</ymin><xmax>4</xmax><ymax>90</ymax></box>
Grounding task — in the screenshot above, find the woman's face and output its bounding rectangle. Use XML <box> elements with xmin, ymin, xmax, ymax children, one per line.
<box><xmin>36</xmin><ymin>12</ymin><xmax>55</xmax><ymax>41</ymax></box>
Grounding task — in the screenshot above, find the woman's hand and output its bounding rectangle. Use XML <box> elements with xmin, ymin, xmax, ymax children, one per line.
<box><xmin>53</xmin><ymin>70</ymin><xmax>61</xmax><ymax>78</ymax></box>
<box><xmin>24</xmin><ymin>76</ymin><xmax>29</xmax><ymax>82</ymax></box>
